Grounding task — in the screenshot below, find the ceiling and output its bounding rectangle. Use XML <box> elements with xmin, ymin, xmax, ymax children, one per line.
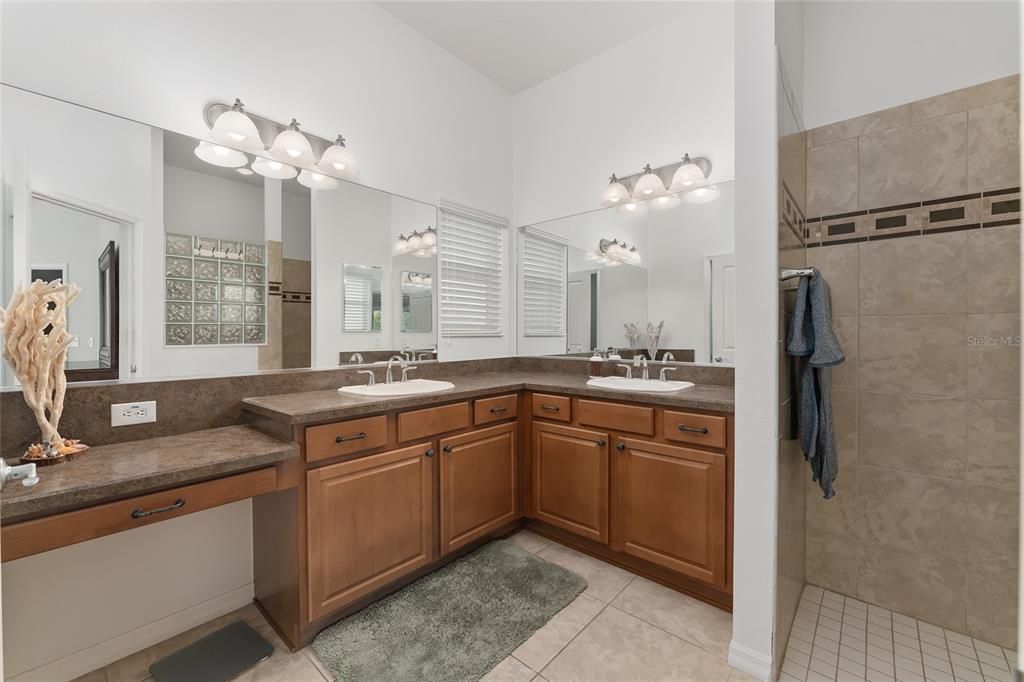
<box><xmin>380</xmin><ymin>1</ymin><xmax>687</xmax><ymax>93</ymax></box>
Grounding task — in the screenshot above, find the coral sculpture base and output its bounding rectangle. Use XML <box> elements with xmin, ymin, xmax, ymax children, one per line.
<box><xmin>20</xmin><ymin>438</ymin><xmax>89</xmax><ymax>466</ymax></box>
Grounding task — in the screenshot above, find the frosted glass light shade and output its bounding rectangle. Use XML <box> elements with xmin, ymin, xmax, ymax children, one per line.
<box><xmin>670</xmin><ymin>160</ymin><xmax>705</xmax><ymax>190</ymax></box>
<box><xmin>394</xmin><ymin>236</ymin><xmax>411</xmax><ymax>255</ymax></box>
<box><xmin>682</xmin><ymin>184</ymin><xmax>720</xmax><ymax>204</ymax></box>
<box><xmin>270</xmin><ymin>120</ymin><xmax>316</xmax><ymax>165</ymax></box>
<box><xmin>600</xmin><ymin>179</ymin><xmax>630</xmax><ymax>207</ymax></box>
<box><xmin>298</xmin><ymin>170</ymin><xmax>339</xmax><ymax>190</ymax></box>
<box><xmin>252</xmin><ymin>156</ymin><xmax>298</xmax><ymax>180</ymax></box>
<box><xmin>422</xmin><ymin>228</ymin><xmax>437</xmax><ymax>246</ymax></box>
<box><xmin>210</xmin><ymin>101</ymin><xmax>264</xmax><ymax>153</ymax></box>
<box><xmin>632</xmin><ymin>169</ymin><xmax>665</xmax><ymax>199</ymax></box>
<box><xmin>194</xmin><ymin>141</ymin><xmax>247</xmax><ymax>168</ymax></box>
<box><xmin>615</xmin><ymin>200</ymin><xmax>648</xmax><ymax>217</ymax></box>
<box><xmin>649</xmin><ymin>193</ymin><xmax>682</xmax><ymax>210</ymax></box>
<box><xmin>317</xmin><ymin>136</ymin><xmax>359</xmax><ymax>178</ymax></box>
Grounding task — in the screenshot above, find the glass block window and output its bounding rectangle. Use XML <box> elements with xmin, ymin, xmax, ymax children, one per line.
<box><xmin>165</xmin><ymin>233</ymin><xmax>267</xmax><ymax>346</ymax></box>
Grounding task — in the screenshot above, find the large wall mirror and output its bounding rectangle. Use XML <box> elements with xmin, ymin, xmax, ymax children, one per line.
<box><xmin>1</xmin><ymin>84</ymin><xmax>438</xmax><ymax>387</ymax></box>
<box><xmin>516</xmin><ymin>182</ymin><xmax>735</xmax><ymax>365</ymax></box>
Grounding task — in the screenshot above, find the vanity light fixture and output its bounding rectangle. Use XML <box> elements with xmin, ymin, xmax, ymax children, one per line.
<box><xmin>270</xmin><ymin>119</ymin><xmax>316</xmax><ymax>166</ymax></box>
<box><xmin>632</xmin><ymin>164</ymin><xmax>666</xmax><ymax>200</ymax></box>
<box><xmin>615</xmin><ymin>200</ymin><xmax>648</xmax><ymax>217</ymax></box>
<box><xmin>209</xmin><ymin>99</ymin><xmax>264</xmax><ymax>153</ymax></box>
<box><xmin>252</xmin><ymin>156</ymin><xmax>298</xmax><ymax>180</ymax></box>
<box><xmin>588</xmin><ymin>238</ymin><xmax>642</xmax><ymax>267</ymax></box>
<box><xmin>317</xmin><ymin>135</ymin><xmax>359</xmax><ymax>179</ymax></box>
<box><xmin>681</xmin><ymin>184</ymin><xmax>720</xmax><ymax>204</ymax></box>
<box><xmin>297</xmin><ymin>169</ymin><xmax>340</xmax><ymax>191</ymax></box>
<box><xmin>404</xmin><ymin>272</ymin><xmax>432</xmax><ymax>287</ymax></box>
<box><xmin>649</xmin><ymin>193</ymin><xmax>682</xmax><ymax>210</ymax></box>
<box><xmin>394</xmin><ymin>226</ymin><xmax>438</xmax><ymax>257</ymax></box>
<box><xmin>669</xmin><ymin>153</ymin><xmax>710</xmax><ymax>190</ymax></box>
<box><xmin>599</xmin><ymin>174</ymin><xmax>630</xmax><ymax>207</ymax></box>
<box><xmin>236</xmin><ymin>167</ymin><xmax>255</xmax><ymax>176</ymax></box>
<box><xmin>193</xmin><ymin>141</ymin><xmax>248</xmax><ymax>168</ymax></box>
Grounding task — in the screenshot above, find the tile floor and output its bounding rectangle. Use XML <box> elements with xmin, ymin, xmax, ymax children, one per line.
<box><xmin>781</xmin><ymin>585</ymin><xmax>1018</xmax><ymax>682</ymax></box>
<box><xmin>76</xmin><ymin>530</ymin><xmax>755</xmax><ymax>682</ymax></box>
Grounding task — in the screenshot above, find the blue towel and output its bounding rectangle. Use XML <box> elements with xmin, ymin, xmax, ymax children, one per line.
<box><xmin>786</xmin><ymin>271</ymin><xmax>845</xmax><ymax>499</ymax></box>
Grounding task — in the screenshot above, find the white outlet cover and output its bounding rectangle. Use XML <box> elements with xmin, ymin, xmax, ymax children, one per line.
<box><xmin>111</xmin><ymin>401</ymin><xmax>157</xmax><ymax>427</ymax></box>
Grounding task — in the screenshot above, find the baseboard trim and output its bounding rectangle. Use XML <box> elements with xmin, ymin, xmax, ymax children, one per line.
<box><xmin>9</xmin><ymin>584</ymin><xmax>255</xmax><ymax>682</ymax></box>
<box><xmin>728</xmin><ymin>639</ymin><xmax>773</xmax><ymax>681</ymax></box>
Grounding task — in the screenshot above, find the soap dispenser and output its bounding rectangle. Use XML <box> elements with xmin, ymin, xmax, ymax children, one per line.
<box><xmin>589</xmin><ymin>350</ymin><xmax>605</xmax><ymax>378</ymax></box>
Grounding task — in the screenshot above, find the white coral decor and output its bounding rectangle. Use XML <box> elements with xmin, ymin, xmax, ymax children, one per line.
<box><xmin>0</xmin><ymin>279</ymin><xmax>80</xmax><ymax>446</ymax></box>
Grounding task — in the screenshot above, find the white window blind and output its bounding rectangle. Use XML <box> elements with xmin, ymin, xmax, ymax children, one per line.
<box><xmin>439</xmin><ymin>202</ymin><xmax>506</xmax><ymax>337</ymax></box>
<box><xmin>521</xmin><ymin>227</ymin><xmax>567</xmax><ymax>337</ymax></box>
<box><xmin>344</xmin><ymin>274</ymin><xmax>372</xmax><ymax>331</ymax></box>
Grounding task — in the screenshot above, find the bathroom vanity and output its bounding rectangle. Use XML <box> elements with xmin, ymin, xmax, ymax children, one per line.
<box><xmin>240</xmin><ymin>371</ymin><xmax>734</xmax><ymax>650</ymax></box>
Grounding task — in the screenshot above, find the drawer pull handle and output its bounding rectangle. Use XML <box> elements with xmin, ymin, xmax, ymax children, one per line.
<box><xmin>443</xmin><ymin>445</ymin><xmax>454</xmax><ymax>454</ymax></box>
<box><xmin>596</xmin><ymin>439</ymin><xmax>606</xmax><ymax>447</ymax></box>
<box><xmin>336</xmin><ymin>432</ymin><xmax>367</xmax><ymax>444</ymax></box>
<box><xmin>425</xmin><ymin>449</ymin><xmax>435</xmax><ymax>458</ymax></box>
<box><xmin>131</xmin><ymin>498</ymin><xmax>185</xmax><ymax>519</ymax></box>
<box><xmin>490</xmin><ymin>406</ymin><xmax>508</xmax><ymax>414</ymax></box>
<box><xmin>678</xmin><ymin>424</ymin><xmax>709</xmax><ymax>435</ymax></box>
<box><xmin>540</xmin><ymin>404</ymin><xmax>560</xmax><ymax>412</ymax></box>
<box><xmin>616</xmin><ymin>442</ymin><xmax>625</xmax><ymax>451</ymax></box>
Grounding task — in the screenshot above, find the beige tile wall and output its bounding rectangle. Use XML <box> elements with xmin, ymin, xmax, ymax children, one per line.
<box><xmin>803</xmin><ymin>75</ymin><xmax>1021</xmax><ymax>649</ymax></box>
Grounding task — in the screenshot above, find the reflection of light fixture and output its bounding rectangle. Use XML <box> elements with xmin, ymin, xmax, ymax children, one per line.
<box><xmin>297</xmin><ymin>169</ymin><xmax>339</xmax><ymax>190</ymax></box>
<box><xmin>632</xmin><ymin>164</ymin><xmax>665</xmax><ymax>199</ymax></box>
<box><xmin>209</xmin><ymin>99</ymin><xmax>264</xmax><ymax>153</ymax></box>
<box><xmin>670</xmin><ymin>153</ymin><xmax>710</xmax><ymax>190</ymax></box>
<box><xmin>394</xmin><ymin>226</ymin><xmax>438</xmax><ymax>257</ymax></box>
<box><xmin>649</xmin><ymin>193</ymin><xmax>682</xmax><ymax>210</ymax></box>
<box><xmin>615</xmin><ymin>200</ymin><xmax>648</xmax><ymax>217</ymax></box>
<box><xmin>317</xmin><ymin>135</ymin><xmax>359</xmax><ymax>179</ymax></box>
<box><xmin>600</xmin><ymin>174</ymin><xmax>630</xmax><ymax>207</ymax></box>
<box><xmin>587</xmin><ymin>238</ymin><xmax>642</xmax><ymax>267</ymax></box>
<box><xmin>403</xmin><ymin>271</ymin><xmax>432</xmax><ymax>288</ymax></box>
<box><xmin>236</xmin><ymin>167</ymin><xmax>255</xmax><ymax>176</ymax></box>
<box><xmin>270</xmin><ymin>119</ymin><xmax>316</xmax><ymax>165</ymax></box>
<box><xmin>682</xmin><ymin>184</ymin><xmax>720</xmax><ymax>204</ymax></box>
<box><xmin>252</xmin><ymin>156</ymin><xmax>298</xmax><ymax>180</ymax></box>
<box><xmin>194</xmin><ymin>141</ymin><xmax>247</xmax><ymax>168</ymax></box>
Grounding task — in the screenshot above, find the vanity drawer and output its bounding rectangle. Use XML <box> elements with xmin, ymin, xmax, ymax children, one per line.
<box><xmin>474</xmin><ymin>394</ymin><xmax>519</xmax><ymax>425</ymax></box>
<box><xmin>306</xmin><ymin>415</ymin><xmax>389</xmax><ymax>463</ymax></box>
<box><xmin>398</xmin><ymin>402</ymin><xmax>470</xmax><ymax>442</ymax></box>
<box><xmin>663</xmin><ymin>410</ymin><xmax>727</xmax><ymax>449</ymax></box>
<box><xmin>2</xmin><ymin>467</ymin><xmax>277</xmax><ymax>562</ymax></box>
<box><xmin>531</xmin><ymin>393</ymin><xmax>571</xmax><ymax>422</ymax></box>
<box><xmin>577</xmin><ymin>399</ymin><xmax>654</xmax><ymax>436</ymax></box>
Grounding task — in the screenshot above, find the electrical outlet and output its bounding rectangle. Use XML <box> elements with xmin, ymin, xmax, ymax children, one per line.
<box><xmin>111</xmin><ymin>401</ymin><xmax>157</xmax><ymax>427</ymax></box>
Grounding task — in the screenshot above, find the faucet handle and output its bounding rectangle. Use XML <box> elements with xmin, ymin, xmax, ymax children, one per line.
<box><xmin>659</xmin><ymin>366</ymin><xmax>678</xmax><ymax>382</ymax></box>
<box><xmin>401</xmin><ymin>366</ymin><xmax>418</xmax><ymax>383</ymax></box>
<box><xmin>617</xmin><ymin>364</ymin><xmax>634</xmax><ymax>379</ymax></box>
<box><xmin>356</xmin><ymin>369</ymin><xmax>376</xmax><ymax>386</ymax></box>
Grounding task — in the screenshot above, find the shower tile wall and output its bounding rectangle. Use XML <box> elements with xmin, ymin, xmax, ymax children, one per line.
<box><xmin>803</xmin><ymin>75</ymin><xmax>1020</xmax><ymax>648</ymax></box>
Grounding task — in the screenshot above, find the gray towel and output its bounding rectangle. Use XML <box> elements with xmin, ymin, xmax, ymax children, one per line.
<box><xmin>786</xmin><ymin>271</ymin><xmax>845</xmax><ymax>499</ymax></box>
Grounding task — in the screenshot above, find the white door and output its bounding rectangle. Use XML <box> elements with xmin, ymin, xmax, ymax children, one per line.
<box><xmin>708</xmin><ymin>253</ymin><xmax>736</xmax><ymax>364</ymax></box>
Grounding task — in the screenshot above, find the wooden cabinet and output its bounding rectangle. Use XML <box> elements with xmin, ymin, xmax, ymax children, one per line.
<box><xmin>611</xmin><ymin>437</ymin><xmax>727</xmax><ymax>587</ymax></box>
<box><xmin>531</xmin><ymin>422</ymin><xmax>609</xmax><ymax>544</ymax></box>
<box><xmin>439</xmin><ymin>422</ymin><xmax>518</xmax><ymax>554</ymax></box>
<box><xmin>306</xmin><ymin>442</ymin><xmax>435</xmax><ymax>621</ymax></box>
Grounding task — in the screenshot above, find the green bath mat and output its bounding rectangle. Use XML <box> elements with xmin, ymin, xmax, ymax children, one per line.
<box><xmin>312</xmin><ymin>539</ymin><xmax>587</xmax><ymax>681</ymax></box>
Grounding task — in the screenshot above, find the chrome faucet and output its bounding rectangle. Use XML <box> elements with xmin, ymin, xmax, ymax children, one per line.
<box><xmin>662</xmin><ymin>351</ymin><xmax>675</xmax><ymax>362</ymax></box>
<box><xmin>1</xmin><ymin>459</ymin><xmax>38</xmax><ymax>490</ymax></box>
<box><xmin>386</xmin><ymin>355</ymin><xmax>407</xmax><ymax>384</ymax></box>
<box><xmin>617</xmin><ymin>363</ymin><xmax>634</xmax><ymax>379</ymax></box>
<box><xmin>401</xmin><ymin>345</ymin><xmax>415</xmax><ymax>362</ymax></box>
<box><xmin>348</xmin><ymin>352</ymin><xmax>364</xmax><ymax>364</ymax></box>
<box><xmin>659</xmin><ymin>366</ymin><xmax>678</xmax><ymax>382</ymax></box>
<box><xmin>640</xmin><ymin>357</ymin><xmax>649</xmax><ymax>381</ymax></box>
<box><xmin>401</xmin><ymin>365</ymin><xmax>418</xmax><ymax>382</ymax></box>
<box><xmin>356</xmin><ymin>369</ymin><xmax>376</xmax><ymax>386</ymax></box>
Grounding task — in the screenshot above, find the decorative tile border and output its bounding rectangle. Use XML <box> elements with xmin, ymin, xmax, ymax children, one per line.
<box><xmin>805</xmin><ymin>187</ymin><xmax>1020</xmax><ymax>247</ymax></box>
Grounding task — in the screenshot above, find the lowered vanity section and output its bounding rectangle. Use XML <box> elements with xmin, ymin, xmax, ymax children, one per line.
<box><xmin>242</xmin><ymin>369</ymin><xmax>734</xmax><ymax>650</ymax></box>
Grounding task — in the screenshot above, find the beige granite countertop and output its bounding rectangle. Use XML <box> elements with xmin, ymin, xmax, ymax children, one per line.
<box><xmin>1</xmin><ymin>425</ymin><xmax>298</xmax><ymax>524</ymax></box>
<box><xmin>242</xmin><ymin>371</ymin><xmax>735</xmax><ymax>425</ymax></box>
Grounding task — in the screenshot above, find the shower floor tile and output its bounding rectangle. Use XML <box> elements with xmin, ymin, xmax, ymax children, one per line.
<box><xmin>782</xmin><ymin>585</ymin><xmax>1016</xmax><ymax>682</ymax></box>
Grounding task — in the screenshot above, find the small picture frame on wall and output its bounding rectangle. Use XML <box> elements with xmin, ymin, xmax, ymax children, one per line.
<box><xmin>31</xmin><ymin>263</ymin><xmax>68</xmax><ymax>286</ymax></box>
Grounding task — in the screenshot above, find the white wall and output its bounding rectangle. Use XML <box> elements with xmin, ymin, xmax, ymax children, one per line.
<box><xmin>0</xmin><ymin>1</ymin><xmax>512</xmax><ymax>218</ymax></box>
<box><xmin>163</xmin><ymin>165</ymin><xmax>264</xmax><ymax>244</ymax></box>
<box><xmin>282</xmin><ymin>190</ymin><xmax>311</xmax><ymax>261</ymax></box>
<box><xmin>803</xmin><ymin>1</ymin><xmax>1020</xmax><ymax>128</ymax></box>
<box><xmin>512</xmin><ymin>2</ymin><xmax>735</xmax><ymax>226</ymax></box>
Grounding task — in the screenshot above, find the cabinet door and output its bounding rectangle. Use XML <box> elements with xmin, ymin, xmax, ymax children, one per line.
<box><xmin>440</xmin><ymin>422</ymin><xmax>517</xmax><ymax>554</ymax></box>
<box><xmin>307</xmin><ymin>442</ymin><xmax>435</xmax><ymax>621</ymax></box>
<box><xmin>531</xmin><ymin>422</ymin><xmax>609</xmax><ymax>544</ymax></box>
<box><xmin>612</xmin><ymin>438</ymin><xmax>727</xmax><ymax>587</ymax></box>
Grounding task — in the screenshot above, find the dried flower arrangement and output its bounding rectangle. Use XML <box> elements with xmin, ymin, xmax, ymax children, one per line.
<box><xmin>623</xmin><ymin>320</ymin><xmax>666</xmax><ymax>360</ymax></box>
<box><xmin>0</xmin><ymin>279</ymin><xmax>89</xmax><ymax>464</ymax></box>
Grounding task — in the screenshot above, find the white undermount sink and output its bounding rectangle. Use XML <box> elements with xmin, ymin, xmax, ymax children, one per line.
<box><xmin>586</xmin><ymin>376</ymin><xmax>695</xmax><ymax>393</ymax></box>
<box><xmin>338</xmin><ymin>378</ymin><xmax>456</xmax><ymax>398</ymax></box>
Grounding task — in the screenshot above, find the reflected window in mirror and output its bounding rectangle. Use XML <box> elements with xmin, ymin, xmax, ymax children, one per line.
<box><xmin>343</xmin><ymin>264</ymin><xmax>383</xmax><ymax>332</ymax></box>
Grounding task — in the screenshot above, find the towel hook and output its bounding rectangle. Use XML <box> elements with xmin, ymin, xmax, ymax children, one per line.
<box><xmin>779</xmin><ymin>267</ymin><xmax>815</xmax><ymax>281</ymax></box>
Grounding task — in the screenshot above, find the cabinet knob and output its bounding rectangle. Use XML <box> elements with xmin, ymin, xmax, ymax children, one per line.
<box><xmin>596</xmin><ymin>439</ymin><xmax>606</xmax><ymax>447</ymax></box>
<box><xmin>616</xmin><ymin>442</ymin><xmax>625</xmax><ymax>451</ymax></box>
<box><xmin>443</xmin><ymin>445</ymin><xmax>454</xmax><ymax>454</ymax></box>
<box><xmin>424</xmin><ymin>449</ymin><xmax>434</xmax><ymax>458</ymax></box>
